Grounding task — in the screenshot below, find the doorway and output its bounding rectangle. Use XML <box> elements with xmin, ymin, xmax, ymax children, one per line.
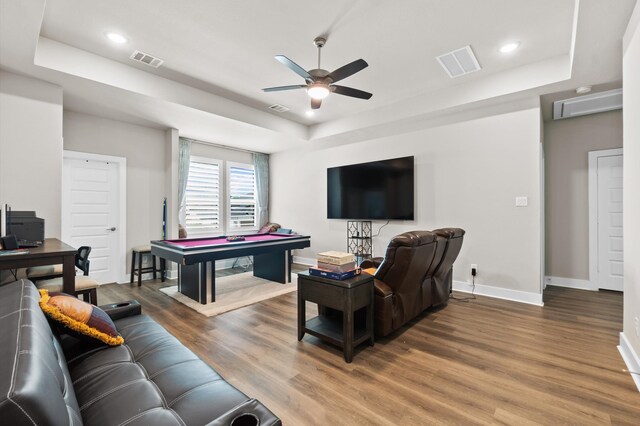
<box><xmin>589</xmin><ymin>148</ymin><xmax>623</xmax><ymax>291</ymax></box>
<box><xmin>62</xmin><ymin>151</ymin><xmax>126</xmax><ymax>284</ymax></box>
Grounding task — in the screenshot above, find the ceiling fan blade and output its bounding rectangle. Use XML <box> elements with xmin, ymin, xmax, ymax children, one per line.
<box><xmin>331</xmin><ymin>85</ymin><xmax>373</xmax><ymax>100</ymax></box>
<box><xmin>327</xmin><ymin>59</ymin><xmax>368</xmax><ymax>83</ymax></box>
<box><xmin>311</xmin><ymin>98</ymin><xmax>322</xmax><ymax>109</ymax></box>
<box><xmin>274</xmin><ymin>55</ymin><xmax>312</xmax><ymax>81</ymax></box>
<box><xmin>262</xmin><ymin>85</ymin><xmax>307</xmax><ymax>92</ymax></box>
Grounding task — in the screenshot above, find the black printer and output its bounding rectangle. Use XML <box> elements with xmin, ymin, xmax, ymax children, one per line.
<box><xmin>7</xmin><ymin>211</ymin><xmax>45</xmax><ymax>245</ymax></box>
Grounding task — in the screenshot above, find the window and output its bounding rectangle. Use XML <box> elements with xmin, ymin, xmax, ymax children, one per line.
<box><xmin>184</xmin><ymin>157</ymin><xmax>221</xmax><ymax>236</ymax></box>
<box><xmin>184</xmin><ymin>158</ymin><xmax>258</xmax><ymax>236</ymax></box>
<box><xmin>227</xmin><ymin>162</ymin><xmax>257</xmax><ymax>231</ymax></box>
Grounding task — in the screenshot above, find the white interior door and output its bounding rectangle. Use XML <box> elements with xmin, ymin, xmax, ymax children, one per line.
<box><xmin>62</xmin><ymin>156</ymin><xmax>121</xmax><ymax>284</ymax></box>
<box><xmin>596</xmin><ymin>154</ymin><xmax>623</xmax><ymax>291</ymax></box>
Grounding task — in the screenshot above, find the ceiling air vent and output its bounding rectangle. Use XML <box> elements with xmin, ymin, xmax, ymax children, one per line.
<box><xmin>553</xmin><ymin>88</ymin><xmax>622</xmax><ymax>120</ymax></box>
<box><xmin>436</xmin><ymin>45</ymin><xmax>481</xmax><ymax>78</ymax></box>
<box><xmin>129</xmin><ymin>50</ymin><xmax>164</xmax><ymax>68</ymax></box>
<box><xmin>268</xmin><ymin>104</ymin><xmax>290</xmax><ymax>113</ymax></box>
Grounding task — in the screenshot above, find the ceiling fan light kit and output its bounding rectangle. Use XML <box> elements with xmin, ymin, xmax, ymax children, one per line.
<box><xmin>307</xmin><ymin>84</ymin><xmax>330</xmax><ymax>100</ymax></box>
<box><xmin>263</xmin><ymin>36</ymin><xmax>372</xmax><ymax>110</ymax></box>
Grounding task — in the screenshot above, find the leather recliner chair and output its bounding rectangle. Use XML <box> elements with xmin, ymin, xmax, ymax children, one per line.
<box><xmin>430</xmin><ymin>228</ymin><xmax>466</xmax><ymax>303</ymax></box>
<box><xmin>361</xmin><ymin>231</ymin><xmax>440</xmax><ymax>337</ymax></box>
<box><xmin>361</xmin><ymin>228</ymin><xmax>465</xmax><ymax>337</ymax></box>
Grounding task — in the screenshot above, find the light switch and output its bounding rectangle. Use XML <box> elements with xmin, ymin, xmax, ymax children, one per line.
<box><xmin>515</xmin><ymin>196</ymin><xmax>528</xmax><ymax>207</ymax></box>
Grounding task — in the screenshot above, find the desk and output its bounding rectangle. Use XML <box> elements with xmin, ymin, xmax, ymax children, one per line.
<box><xmin>0</xmin><ymin>238</ymin><xmax>76</xmax><ymax>293</ymax></box>
<box><xmin>151</xmin><ymin>234</ymin><xmax>311</xmax><ymax>304</ymax></box>
<box><xmin>297</xmin><ymin>270</ymin><xmax>374</xmax><ymax>363</ymax></box>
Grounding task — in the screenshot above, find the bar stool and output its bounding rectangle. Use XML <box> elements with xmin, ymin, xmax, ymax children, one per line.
<box><xmin>130</xmin><ymin>245</ymin><xmax>157</xmax><ymax>286</ymax></box>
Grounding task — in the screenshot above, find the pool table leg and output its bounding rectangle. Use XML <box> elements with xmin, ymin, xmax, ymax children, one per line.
<box><xmin>254</xmin><ymin>251</ymin><xmax>287</xmax><ymax>283</ymax></box>
<box><xmin>179</xmin><ymin>261</ymin><xmax>215</xmax><ymax>304</ymax></box>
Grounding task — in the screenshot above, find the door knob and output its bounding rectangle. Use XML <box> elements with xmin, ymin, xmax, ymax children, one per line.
<box><xmin>107</xmin><ymin>227</ymin><xmax>116</xmax><ymax>231</ymax></box>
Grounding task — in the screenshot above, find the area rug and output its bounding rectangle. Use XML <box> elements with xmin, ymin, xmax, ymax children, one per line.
<box><xmin>159</xmin><ymin>271</ymin><xmax>297</xmax><ymax>317</ymax></box>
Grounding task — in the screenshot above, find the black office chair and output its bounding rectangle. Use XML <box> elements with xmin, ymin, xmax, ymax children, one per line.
<box><xmin>75</xmin><ymin>246</ymin><xmax>91</xmax><ymax>275</ymax></box>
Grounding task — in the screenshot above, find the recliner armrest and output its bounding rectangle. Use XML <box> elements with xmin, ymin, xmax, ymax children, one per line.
<box><xmin>361</xmin><ymin>257</ymin><xmax>383</xmax><ymax>269</ymax></box>
<box><xmin>99</xmin><ymin>300</ymin><xmax>142</xmax><ymax>321</ymax></box>
<box><xmin>374</xmin><ymin>279</ymin><xmax>393</xmax><ymax>297</ymax></box>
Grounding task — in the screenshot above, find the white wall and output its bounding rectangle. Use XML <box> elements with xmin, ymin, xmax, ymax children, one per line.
<box><xmin>0</xmin><ymin>71</ymin><xmax>63</xmax><ymax>238</ymax></box>
<box><xmin>622</xmin><ymin>0</ymin><xmax>640</xmax><ymax>389</ymax></box>
<box><xmin>63</xmin><ymin>111</ymin><xmax>166</xmax><ymax>276</ymax></box>
<box><xmin>271</xmin><ymin>103</ymin><xmax>542</xmax><ymax>301</ymax></box>
<box><xmin>544</xmin><ymin>110</ymin><xmax>623</xmax><ymax>281</ymax></box>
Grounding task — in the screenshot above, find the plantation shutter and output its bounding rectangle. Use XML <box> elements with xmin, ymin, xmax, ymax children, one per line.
<box><xmin>228</xmin><ymin>164</ymin><xmax>257</xmax><ymax>230</ymax></box>
<box><xmin>185</xmin><ymin>160</ymin><xmax>221</xmax><ymax>235</ymax></box>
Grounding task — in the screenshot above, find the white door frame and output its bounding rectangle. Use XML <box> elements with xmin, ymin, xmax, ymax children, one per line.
<box><xmin>540</xmin><ymin>141</ymin><xmax>546</xmax><ymax>293</ymax></box>
<box><xmin>588</xmin><ymin>148</ymin><xmax>623</xmax><ymax>290</ymax></box>
<box><xmin>63</xmin><ymin>150</ymin><xmax>127</xmax><ymax>282</ymax></box>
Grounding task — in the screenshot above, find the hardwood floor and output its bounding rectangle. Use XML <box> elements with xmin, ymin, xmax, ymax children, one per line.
<box><xmin>98</xmin><ymin>269</ymin><xmax>640</xmax><ymax>425</ymax></box>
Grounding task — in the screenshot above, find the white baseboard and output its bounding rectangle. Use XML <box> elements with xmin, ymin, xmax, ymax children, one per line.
<box><xmin>453</xmin><ymin>280</ymin><xmax>544</xmax><ymax>306</ymax></box>
<box><xmin>618</xmin><ymin>332</ymin><xmax>640</xmax><ymax>392</ymax></box>
<box><xmin>545</xmin><ymin>275</ymin><xmax>595</xmax><ymax>291</ymax></box>
<box><xmin>293</xmin><ymin>256</ymin><xmax>316</xmax><ymax>266</ymax></box>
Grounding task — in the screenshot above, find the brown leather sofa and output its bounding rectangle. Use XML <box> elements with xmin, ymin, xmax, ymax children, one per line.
<box><xmin>361</xmin><ymin>228</ymin><xmax>465</xmax><ymax>337</ymax></box>
<box><xmin>0</xmin><ymin>279</ymin><xmax>280</xmax><ymax>426</ymax></box>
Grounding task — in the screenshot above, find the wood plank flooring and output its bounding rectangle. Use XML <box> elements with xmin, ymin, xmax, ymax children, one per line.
<box><xmin>98</xmin><ymin>270</ymin><xmax>640</xmax><ymax>425</ymax></box>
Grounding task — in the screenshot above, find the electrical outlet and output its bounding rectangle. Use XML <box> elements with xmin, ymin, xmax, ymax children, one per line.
<box><xmin>635</xmin><ymin>317</ymin><xmax>640</xmax><ymax>339</ymax></box>
<box><xmin>471</xmin><ymin>264</ymin><xmax>477</xmax><ymax>276</ymax></box>
<box><xmin>515</xmin><ymin>196</ymin><xmax>528</xmax><ymax>207</ymax></box>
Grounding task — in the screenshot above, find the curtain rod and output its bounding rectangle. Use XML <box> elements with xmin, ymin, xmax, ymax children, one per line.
<box><xmin>180</xmin><ymin>137</ymin><xmax>266</xmax><ymax>155</ymax></box>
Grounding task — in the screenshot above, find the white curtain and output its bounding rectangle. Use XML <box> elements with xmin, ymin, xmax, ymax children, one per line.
<box><xmin>253</xmin><ymin>152</ymin><xmax>269</xmax><ymax>227</ymax></box>
<box><xmin>177</xmin><ymin>138</ymin><xmax>192</xmax><ymax>228</ymax></box>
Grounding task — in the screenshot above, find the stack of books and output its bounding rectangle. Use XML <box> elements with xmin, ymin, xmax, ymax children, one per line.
<box><xmin>309</xmin><ymin>251</ymin><xmax>360</xmax><ymax>280</ymax></box>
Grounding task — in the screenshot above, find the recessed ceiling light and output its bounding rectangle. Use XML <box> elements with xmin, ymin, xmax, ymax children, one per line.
<box><xmin>305</xmin><ymin>110</ymin><xmax>315</xmax><ymax>117</ymax></box>
<box><xmin>499</xmin><ymin>42</ymin><xmax>520</xmax><ymax>54</ymax></box>
<box><xmin>105</xmin><ymin>32</ymin><xmax>128</xmax><ymax>44</ymax></box>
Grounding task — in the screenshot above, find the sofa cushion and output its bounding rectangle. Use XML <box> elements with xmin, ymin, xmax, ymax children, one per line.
<box><xmin>66</xmin><ymin>314</ymin><xmax>251</xmax><ymax>426</ymax></box>
<box><xmin>39</xmin><ymin>290</ymin><xmax>123</xmax><ymax>346</ymax></box>
<box><xmin>0</xmin><ymin>280</ymin><xmax>83</xmax><ymax>426</ymax></box>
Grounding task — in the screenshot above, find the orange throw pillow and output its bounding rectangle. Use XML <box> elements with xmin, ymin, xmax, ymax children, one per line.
<box><xmin>39</xmin><ymin>289</ymin><xmax>124</xmax><ymax>346</ymax></box>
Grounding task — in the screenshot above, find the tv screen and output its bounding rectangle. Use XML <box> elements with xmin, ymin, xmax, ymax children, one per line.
<box><xmin>327</xmin><ymin>156</ymin><xmax>414</xmax><ymax>220</ymax></box>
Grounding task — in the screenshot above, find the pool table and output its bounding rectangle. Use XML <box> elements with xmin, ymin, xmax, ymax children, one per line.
<box><xmin>151</xmin><ymin>233</ymin><xmax>311</xmax><ymax>304</ymax></box>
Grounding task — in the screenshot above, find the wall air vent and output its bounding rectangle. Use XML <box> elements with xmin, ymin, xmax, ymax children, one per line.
<box><xmin>553</xmin><ymin>88</ymin><xmax>622</xmax><ymax>120</ymax></box>
<box><xmin>268</xmin><ymin>104</ymin><xmax>290</xmax><ymax>113</ymax></box>
<box><xmin>436</xmin><ymin>45</ymin><xmax>481</xmax><ymax>78</ymax></box>
<box><xmin>129</xmin><ymin>50</ymin><xmax>164</xmax><ymax>68</ymax></box>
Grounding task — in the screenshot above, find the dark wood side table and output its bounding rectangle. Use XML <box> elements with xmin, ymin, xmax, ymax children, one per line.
<box><xmin>297</xmin><ymin>270</ymin><xmax>374</xmax><ymax>363</ymax></box>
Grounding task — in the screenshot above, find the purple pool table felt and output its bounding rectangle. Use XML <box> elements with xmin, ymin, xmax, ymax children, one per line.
<box><xmin>163</xmin><ymin>234</ymin><xmax>296</xmax><ymax>248</ymax></box>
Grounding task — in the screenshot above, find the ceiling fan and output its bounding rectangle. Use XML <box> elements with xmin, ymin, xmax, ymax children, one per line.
<box><xmin>263</xmin><ymin>37</ymin><xmax>372</xmax><ymax>110</ymax></box>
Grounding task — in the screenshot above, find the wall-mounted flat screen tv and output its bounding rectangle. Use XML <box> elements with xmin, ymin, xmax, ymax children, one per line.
<box><xmin>327</xmin><ymin>156</ymin><xmax>414</xmax><ymax>220</ymax></box>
